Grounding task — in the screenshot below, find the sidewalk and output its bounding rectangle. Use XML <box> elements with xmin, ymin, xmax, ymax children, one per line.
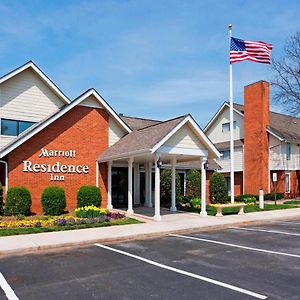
<box><xmin>1</xmin><ymin>207</ymin><xmax>300</xmax><ymax>256</ymax></box>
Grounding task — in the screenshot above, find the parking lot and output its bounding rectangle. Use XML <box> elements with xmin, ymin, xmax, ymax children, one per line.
<box><xmin>1</xmin><ymin>219</ymin><xmax>300</xmax><ymax>300</ymax></box>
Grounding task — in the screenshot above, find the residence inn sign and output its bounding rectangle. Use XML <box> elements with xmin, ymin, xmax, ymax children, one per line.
<box><xmin>23</xmin><ymin>148</ymin><xmax>89</xmax><ymax>182</ymax></box>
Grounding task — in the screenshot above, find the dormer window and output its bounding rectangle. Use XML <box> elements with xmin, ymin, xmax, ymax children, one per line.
<box><xmin>1</xmin><ymin>118</ymin><xmax>35</xmax><ymax>136</ymax></box>
<box><xmin>222</xmin><ymin>121</ymin><xmax>236</xmax><ymax>132</ymax></box>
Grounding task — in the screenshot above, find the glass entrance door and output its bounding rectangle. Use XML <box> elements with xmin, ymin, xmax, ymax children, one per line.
<box><xmin>112</xmin><ymin>167</ymin><xmax>128</xmax><ymax>208</ymax></box>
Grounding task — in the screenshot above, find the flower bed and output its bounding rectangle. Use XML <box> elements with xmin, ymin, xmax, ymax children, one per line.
<box><xmin>0</xmin><ymin>206</ymin><xmax>141</xmax><ymax>236</ymax></box>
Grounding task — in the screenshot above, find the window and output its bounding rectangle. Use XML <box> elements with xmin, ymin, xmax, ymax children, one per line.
<box><xmin>1</xmin><ymin>119</ymin><xmax>35</xmax><ymax>136</ymax></box>
<box><xmin>222</xmin><ymin>121</ymin><xmax>236</xmax><ymax>132</ymax></box>
<box><xmin>220</xmin><ymin>150</ymin><xmax>230</xmax><ymax>160</ymax></box>
<box><xmin>286</xmin><ymin>142</ymin><xmax>291</xmax><ymax>160</ymax></box>
<box><xmin>285</xmin><ymin>173</ymin><xmax>290</xmax><ymax>193</ymax></box>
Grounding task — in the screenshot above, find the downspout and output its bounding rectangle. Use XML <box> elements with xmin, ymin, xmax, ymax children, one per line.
<box><xmin>0</xmin><ymin>160</ymin><xmax>8</xmax><ymax>193</ymax></box>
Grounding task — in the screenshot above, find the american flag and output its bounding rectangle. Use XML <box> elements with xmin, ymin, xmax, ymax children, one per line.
<box><xmin>230</xmin><ymin>37</ymin><xmax>272</xmax><ymax>64</ymax></box>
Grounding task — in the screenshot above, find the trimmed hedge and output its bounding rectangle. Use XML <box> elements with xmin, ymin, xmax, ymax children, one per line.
<box><xmin>41</xmin><ymin>186</ymin><xmax>66</xmax><ymax>216</ymax></box>
<box><xmin>0</xmin><ymin>183</ymin><xmax>3</xmax><ymax>215</ymax></box>
<box><xmin>264</xmin><ymin>192</ymin><xmax>284</xmax><ymax>200</ymax></box>
<box><xmin>4</xmin><ymin>186</ymin><xmax>31</xmax><ymax>216</ymax></box>
<box><xmin>77</xmin><ymin>185</ymin><xmax>102</xmax><ymax>208</ymax></box>
<box><xmin>209</xmin><ymin>172</ymin><xmax>228</xmax><ymax>204</ymax></box>
<box><xmin>235</xmin><ymin>192</ymin><xmax>284</xmax><ymax>202</ymax></box>
<box><xmin>235</xmin><ymin>194</ymin><xmax>259</xmax><ymax>202</ymax></box>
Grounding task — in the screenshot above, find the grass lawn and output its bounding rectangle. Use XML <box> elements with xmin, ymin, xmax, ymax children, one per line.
<box><xmin>0</xmin><ymin>218</ymin><xmax>141</xmax><ymax>237</ymax></box>
<box><xmin>283</xmin><ymin>200</ymin><xmax>300</xmax><ymax>205</ymax></box>
<box><xmin>178</xmin><ymin>204</ymin><xmax>298</xmax><ymax>216</ymax></box>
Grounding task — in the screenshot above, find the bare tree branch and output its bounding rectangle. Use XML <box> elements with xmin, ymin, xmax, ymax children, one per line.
<box><xmin>271</xmin><ymin>32</ymin><xmax>300</xmax><ymax>115</ymax></box>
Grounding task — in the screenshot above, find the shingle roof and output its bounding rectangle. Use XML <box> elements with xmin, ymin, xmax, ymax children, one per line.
<box><xmin>233</xmin><ymin>103</ymin><xmax>300</xmax><ymax>143</ymax></box>
<box><xmin>214</xmin><ymin>139</ymin><xmax>244</xmax><ymax>150</ymax></box>
<box><xmin>175</xmin><ymin>159</ymin><xmax>222</xmax><ymax>171</ymax></box>
<box><xmin>120</xmin><ymin>115</ymin><xmax>161</xmax><ymax>131</ymax></box>
<box><xmin>98</xmin><ymin>115</ymin><xmax>187</xmax><ymax>161</ymax></box>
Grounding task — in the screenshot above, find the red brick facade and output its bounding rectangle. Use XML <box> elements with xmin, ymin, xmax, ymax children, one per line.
<box><xmin>244</xmin><ymin>81</ymin><xmax>270</xmax><ymax>195</ymax></box>
<box><xmin>270</xmin><ymin>170</ymin><xmax>299</xmax><ymax>199</ymax></box>
<box><xmin>4</xmin><ymin>105</ymin><xmax>108</xmax><ymax>213</ymax></box>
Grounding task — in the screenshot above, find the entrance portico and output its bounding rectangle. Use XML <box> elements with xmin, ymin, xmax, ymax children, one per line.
<box><xmin>98</xmin><ymin>114</ymin><xmax>220</xmax><ymax>221</ymax></box>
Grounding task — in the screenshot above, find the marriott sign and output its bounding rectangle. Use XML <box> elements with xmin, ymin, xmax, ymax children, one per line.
<box><xmin>23</xmin><ymin>148</ymin><xmax>89</xmax><ymax>181</ymax></box>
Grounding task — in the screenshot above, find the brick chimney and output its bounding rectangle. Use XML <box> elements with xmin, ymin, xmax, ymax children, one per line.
<box><xmin>244</xmin><ymin>81</ymin><xmax>270</xmax><ymax>195</ymax></box>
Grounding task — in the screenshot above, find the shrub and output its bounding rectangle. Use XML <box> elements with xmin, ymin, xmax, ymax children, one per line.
<box><xmin>4</xmin><ymin>186</ymin><xmax>31</xmax><ymax>216</ymax></box>
<box><xmin>0</xmin><ymin>183</ymin><xmax>3</xmax><ymax>215</ymax></box>
<box><xmin>235</xmin><ymin>194</ymin><xmax>258</xmax><ymax>202</ymax></box>
<box><xmin>177</xmin><ymin>195</ymin><xmax>193</xmax><ymax>204</ymax></box>
<box><xmin>160</xmin><ymin>169</ymin><xmax>182</xmax><ymax>205</ymax></box>
<box><xmin>243</xmin><ymin>197</ymin><xmax>257</xmax><ymax>205</ymax></box>
<box><xmin>209</xmin><ymin>172</ymin><xmax>228</xmax><ymax>204</ymax></box>
<box><xmin>190</xmin><ymin>198</ymin><xmax>201</xmax><ymax>209</ymax></box>
<box><xmin>186</xmin><ymin>169</ymin><xmax>201</xmax><ymax>198</ymax></box>
<box><xmin>41</xmin><ymin>186</ymin><xmax>66</xmax><ymax>216</ymax></box>
<box><xmin>264</xmin><ymin>192</ymin><xmax>284</xmax><ymax>200</ymax></box>
<box><xmin>77</xmin><ymin>185</ymin><xmax>102</xmax><ymax>208</ymax></box>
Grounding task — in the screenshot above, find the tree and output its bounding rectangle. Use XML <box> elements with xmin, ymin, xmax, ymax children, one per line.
<box><xmin>186</xmin><ymin>169</ymin><xmax>201</xmax><ymax>198</ymax></box>
<box><xmin>272</xmin><ymin>32</ymin><xmax>300</xmax><ymax>115</ymax></box>
<box><xmin>160</xmin><ymin>169</ymin><xmax>182</xmax><ymax>205</ymax></box>
<box><xmin>209</xmin><ymin>172</ymin><xmax>228</xmax><ymax>204</ymax></box>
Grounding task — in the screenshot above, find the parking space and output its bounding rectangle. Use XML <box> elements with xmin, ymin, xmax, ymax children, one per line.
<box><xmin>1</xmin><ymin>219</ymin><xmax>300</xmax><ymax>299</ymax></box>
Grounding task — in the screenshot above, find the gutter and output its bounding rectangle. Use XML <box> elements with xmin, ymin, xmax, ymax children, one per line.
<box><xmin>0</xmin><ymin>160</ymin><xmax>8</xmax><ymax>193</ymax></box>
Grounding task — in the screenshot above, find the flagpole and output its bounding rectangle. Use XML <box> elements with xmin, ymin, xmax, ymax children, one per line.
<box><xmin>229</xmin><ymin>24</ymin><xmax>235</xmax><ymax>204</ymax></box>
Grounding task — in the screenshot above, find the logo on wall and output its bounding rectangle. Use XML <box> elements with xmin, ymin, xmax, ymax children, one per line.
<box><xmin>23</xmin><ymin>148</ymin><xmax>89</xmax><ymax>181</ymax></box>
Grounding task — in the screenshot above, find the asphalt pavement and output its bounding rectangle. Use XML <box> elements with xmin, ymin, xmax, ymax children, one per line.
<box><xmin>1</xmin><ymin>219</ymin><xmax>300</xmax><ymax>300</ymax></box>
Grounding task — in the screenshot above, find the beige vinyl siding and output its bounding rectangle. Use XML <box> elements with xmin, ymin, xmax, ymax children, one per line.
<box><xmin>78</xmin><ymin>95</ymin><xmax>103</xmax><ymax>108</ymax></box>
<box><xmin>269</xmin><ymin>135</ymin><xmax>283</xmax><ymax>170</ymax></box>
<box><xmin>109</xmin><ymin>117</ymin><xmax>126</xmax><ymax>147</ymax></box>
<box><xmin>269</xmin><ymin>136</ymin><xmax>300</xmax><ymax>170</ymax></box>
<box><xmin>0</xmin><ymin>136</ymin><xmax>15</xmax><ymax>149</ymax></box>
<box><xmin>0</xmin><ymin>69</ymin><xmax>64</xmax><ymax>122</ymax></box>
<box><xmin>217</xmin><ymin>146</ymin><xmax>244</xmax><ymax>172</ymax></box>
<box><xmin>164</xmin><ymin>124</ymin><xmax>206</xmax><ymax>150</ymax></box>
<box><xmin>206</xmin><ymin>107</ymin><xmax>244</xmax><ymax>144</ymax></box>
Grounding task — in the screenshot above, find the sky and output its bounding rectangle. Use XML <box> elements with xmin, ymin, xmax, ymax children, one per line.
<box><xmin>0</xmin><ymin>0</ymin><xmax>299</xmax><ymax>127</ymax></box>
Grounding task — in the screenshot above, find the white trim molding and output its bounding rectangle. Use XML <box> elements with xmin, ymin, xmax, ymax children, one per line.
<box><xmin>0</xmin><ymin>160</ymin><xmax>8</xmax><ymax>193</ymax></box>
<box><xmin>0</xmin><ymin>61</ymin><xmax>70</xmax><ymax>104</ymax></box>
<box><xmin>0</xmin><ymin>89</ymin><xmax>132</xmax><ymax>159</ymax></box>
<box><xmin>204</xmin><ymin>102</ymin><xmax>244</xmax><ymax>133</ymax></box>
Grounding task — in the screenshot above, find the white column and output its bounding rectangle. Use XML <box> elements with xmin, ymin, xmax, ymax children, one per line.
<box><xmin>145</xmin><ymin>163</ymin><xmax>149</xmax><ymax>207</ymax></box>
<box><xmin>127</xmin><ymin>157</ymin><xmax>134</xmax><ymax>215</ymax></box>
<box><xmin>148</xmin><ymin>161</ymin><xmax>153</xmax><ymax>208</ymax></box>
<box><xmin>107</xmin><ymin>161</ymin><xmax>113</xmax><ymax>210</ymax></box>
<box><xmin>154</xmin><ymin>155</ymin><xmax>161</xmax><ymax>221</ymax></box>
<box><xmin>134</xmin><ymin>163</ymin><xmax>140</xmax><ymax>204</ymax></box>
<box><xmin>170</xmin><ymin>158</ymin><xmax>177</xmax><ymax>212</ymax></box>
<box><xmin>200</xmin><ymin>157</ymin><xmax>208</xmax><ymax>217</ymax></box>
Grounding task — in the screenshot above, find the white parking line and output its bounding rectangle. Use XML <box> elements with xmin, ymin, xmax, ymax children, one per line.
<box><xmin>230</xmin><ymin>227</ymin><xmax>300</xmax><ymax>236</ymax></box>
<box><xmin>95</xmin><ymin>243</ymin><xmax>267</xmax><ymax>299</ymax></box>
<box><xmin>169</xmin><ymin>234</ymin><xmax>300</xmax><ymax>258</ymax></box>
<box><xmin>0</xmin><ymin>273</ymin><xmax>19</xmax><ymax>300</ymax></box>
<box><xmin>272</xmin><ymin>221</ymin><xmax>300</xmax><ymax>225</ymax></box>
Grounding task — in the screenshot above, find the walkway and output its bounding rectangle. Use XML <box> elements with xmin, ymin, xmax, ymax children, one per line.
<box><xmin>1</xmin><ymin>207</ymin><xmax>300</xmax><ymax>256</ymax></box>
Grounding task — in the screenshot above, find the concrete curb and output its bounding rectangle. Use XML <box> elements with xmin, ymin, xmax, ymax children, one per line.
<box><xmin>1</xmin><ymin>212</ymin><xmax>300</xmax><ymax>257</ymax></box>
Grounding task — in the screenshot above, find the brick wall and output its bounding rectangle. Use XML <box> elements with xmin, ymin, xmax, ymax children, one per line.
<box><xmin>270</xmin><ymin>170</ymin><xmax>299</xmax><ymax>198</ymax></box>
<box><xmin>6</xmin><ymin>105</ymin><xmax>108</xmax><ymax>213</ymax></box>
<box><xmin>244</xmin><ymin>81</ymin><xmax>270</xmax><ymax>195</ymax></box>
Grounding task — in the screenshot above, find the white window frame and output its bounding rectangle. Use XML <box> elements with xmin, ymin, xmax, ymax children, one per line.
<box><xmin>286</xmin><ymin>142</ymin><xmax>291</xmax><ymax>161</ymax></box>
<box><xmin>222</xmin><ymin>121</ymin><xmax>236</xmax><ymax>133</ymax></box>
<box><xmin>285</xmin><ymin>173</ymin><xmax>290</xmax><ymax>193</ymax></box>
<box><xmin>220</xmin><ymin>149</ymin><xmax>230</xmax><ymax>160</ymax></box>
